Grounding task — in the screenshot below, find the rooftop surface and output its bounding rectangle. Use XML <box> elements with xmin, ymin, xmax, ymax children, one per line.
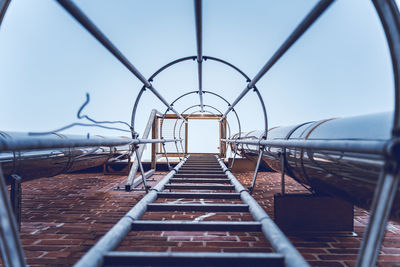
<box><xmin>1</xmin><ymin>171</ymin><xmax>399</xmax><ymax>267</ymax></box>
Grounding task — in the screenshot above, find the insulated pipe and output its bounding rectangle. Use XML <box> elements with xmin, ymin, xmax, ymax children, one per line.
<box><xmin>194</xmin><ymin>0</ymin><xmax>204</xmax><ymax>112</ymax></box>
<box><xmin>55</xmin><ymin>0</ymin><xmax>185</xmax><ymax>122</ymax></box>
<box><xmin>215</xmin><ymin>156</ymin><xmax>308</xmax><ymax>267</ymax></box>
<box><xmin>226</xmin><ymin>112</ymin><xmax>400</xmax><ymax>220</ymax></box>
<box><xmin>0</xmin><ymin>132</ymin><xmax>179</xmax><ymax>182</ymax></box>
<box><xmin>0</xmin><ymin>133</ymin><xmax>179</xmax><ymax>152</ymax></box>
<box><xmin>74</xmin><ymin>156</ymin><xmax>189</xmax><ymax>267</ymax></box>
<box><xmin>220</xmin><ymin>0</ymin><xmax>334</xmax><ymax>120</ymax></box>
<box><xmin>222</xmin><ymin>139</ymin><xmax>389</xmax><ymax>155</ymax></box>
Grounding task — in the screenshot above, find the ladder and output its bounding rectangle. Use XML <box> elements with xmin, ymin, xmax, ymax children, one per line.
<box><xmin>75</xmin><ymin>155</ymin><xmax>308</xmax><ymax>267</ymax></box>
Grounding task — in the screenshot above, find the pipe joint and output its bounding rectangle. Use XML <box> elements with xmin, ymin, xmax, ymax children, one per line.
<box><xmin>124</xmin><ymin>215</ymin><xmax>136</xmax><ymax>222</ymax></box>
<box><xmin>239</xmin><ymin>188</ymin><xmax>249</xmax><ymax>194</ymax></box>
<box><xmin>258</xmin><ymin>216</ymin><xmax>272</xmax><ymax>223</ymax></box>
<box><xmin>385</xmin><ymin>138</ymin><xmax>400</xmax><ymax>160</ymax></box>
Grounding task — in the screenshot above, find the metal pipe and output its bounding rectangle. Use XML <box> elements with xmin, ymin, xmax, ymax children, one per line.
<box><xmin>134</xmin><ymin>146</ymin><xmax>149</xmax><ymax>193</ymax></box>
<box><xmin>126</xmin><ymin>110</ymin><xmax>159</xmax><ymax>190</ymax></box>
<box><xmin>0</xmin><ymin>133</ymin><xmax>179</xmax><ymax>152</ymax></box>
<box><xmin>356</xmin><ymin>1</ymin><xmax>400</xmax><ymax>265</ymax></box>
<box><xmin>74</xmin><ymin>156</ymin><xmax>189</xmax><ymax>267</ymax></box>
<box><xmin>220</xmin><ymin>0</ymin><xmax>334</xmax><ymax>120</ymax></box>
<box><xmin>0</xmin><ymin>132</ymin><xmax>179</xmax><ymax>182</ymax></box>
<box><xmin>0</xmin><ymin>167</ymin><xmax>26</xmax><ymax>267</ymax></box>
<box><xmin>230</xmin><ymin>112</ymin><xmax>400</xmax><ymax>223</ymax></box>
<box><xmin>222</xmin><ymin>139</ymin><xmax>389</xmax><ymax>156</ymax></box>
<box><xmin>372</xmin><ymin>0</ymin><xmax>400</xmax><ymax>134</ymax></box>
<box><xmin>280</xmin><ymin>149</ymin><xmax>286</xmax><ymax>195</ymax></box>
<box><xmin>0</xmin><ymin>0</ymin><xmax>10</xmax><ymax>26</ymax></box>
<box><xmin>55</xmin><ymin>0</ymin><xmax>185</xmax><ymax>122</ymax></box>
<box><xmin>9</xmin><ymin>174</ymin><xmax>22</xmax><ymax>231</ymax></box>
<box><xmin>131</xmin><ymin>169</ymin><xmax>155</xmax><ymax>189</ymax></box>
<box><xmin>194</xmin><ymin>0</ymin><xmax>204</xmax><ymax>112</ymax></box>
<box><xmin>356</xmin><ymin>166</ymin><xmax>400</xmax><ymax>267</ymax></box>
<box><xmin>215</xmin><ymin>156</ymin><xmax>308</xmax><ymax>267</ymax></box>
<box><xmin>248</xmin><ymin>146</ymin><xmax>265</xmax><ymax>193</ymax></box>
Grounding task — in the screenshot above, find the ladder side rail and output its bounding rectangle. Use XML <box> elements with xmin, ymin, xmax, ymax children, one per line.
<box><xmin>216</xmin><ymin>156</ymin><xmax>309</xmax><ymax>267</ymax></box>
<box><xmin>74</xmin><ymin>156</ymin><xmax>189</xmax><ymax>267</ymax></box>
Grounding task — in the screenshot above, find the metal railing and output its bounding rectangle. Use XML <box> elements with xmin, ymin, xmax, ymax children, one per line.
<box><xmin>0</xmin><ymin>0</ymin><xmax>400</xmax><ymax>266</ymax></box>
<box><xmin>55</xmin><ymin>0</ymin><xmax>186</xmax><ymax>122</ymax></box>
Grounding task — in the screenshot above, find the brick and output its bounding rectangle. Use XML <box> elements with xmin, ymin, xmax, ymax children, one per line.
<box><xmin>378</xmin><ymin>255</ymin><xmax>400</xmax><ymax>261</ymax></box>
<box><xmin>178</xmin><ymin>241</ymin><xmax>204</xmax><ymax>247</ymax></box>
<box><xmin>45</xmin><ymin>251</ymin><xmax>72</xmax><ymax>258</ymax></box>
<box><xmin>38</xmin><ymin>239</ymin><xmax>83</xmax><ymax>245</ymax></box>
<box><xmin>223</xmin><ymin>247</ymin><xmax>273</xmax><ymax>253</ymax></box>
<box><xmin>298</xmin><ymin>248</ymin><xmax>327</xmax><ymax>254</ymax></box>
<box><xmin>293</xmin><ymin>242</ymin><xmax>331</xmax><ymax>248</ymax></box>
<box><xmin>318</xmin><ymin>255</ymin><xmax>357</xmax><ymax>261</ymax></box>
<box><xmin>23</xmin><ymin>245</ymin><xmax>68</xmax><ymax>252</ymax></box>
<box><xmin>171</xmin><ymin>247</ymin><xmax>221</xmax><ymax>252</ymax></box>
<box><xmin>329</xmin><ymin>242</ymin><xmax>360</xmax><ymax>249</ymax></box>
<box><xmin>309</xmin><ymin>261</ymin><xmax>346</xmax><ymax>267</ymax></box>
<box><xmin>167</xmin><ymin>236</ymin><xmax>191</xmax><ymax>241</ymax></box>
<box><xmin>206</xmin><ymin>241</ymin><xmax>250</xmax><ymax>248</ymax></box>
<box><xmin>162</xmin><ymin>231</ymin><xmax>205</xmax><ymax>236</ymax></box>
<box><xmin>238</xmin><ymin>236</ymin><xmax>258</xmax><ymax>241</ymax></box>
<box><xmin>326</xmin><ymin>248</ymin><xmax>360</xmax><ymax>254</ymax></box>
<box><xmin>23</xmin><ymin>251</ymin><xmax>46</xmax><ymax>258</ymax></box>
<box><xmin>192</xmin><ymin>236</ymin><xmax>237</xmax><ymax>241</ymax></box>
<box><xmin>12</xmin><ymin>170</ymin><xmax>400</xmax><ymax>267</ymax></box>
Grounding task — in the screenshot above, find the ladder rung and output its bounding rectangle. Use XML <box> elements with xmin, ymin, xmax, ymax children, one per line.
<box><xmin>185</xmin><ymin>161</ymin><xmax>218</xmax><ymax>164</ymax></box>
<box><xmin>184</xmin><ymin>163</ymin><xmax>219</xmax><ymax>165</ymax></box>
<box><xmin>132</xmin><ymin>220</ymin><xmax>261</xmax><ymax>231</ymax></box>
<box><xmin>169</xmin><ymin>178</ymin><xmax>230</xmax><ymax>184</ymax></box>
<box><xmin>183</xmin><ymin>164</ymin><xmax>220</xmax><ymax>166</ymax></box>
<box><xmin>164</xmin><ymin>184</ymin><xmax>235</xmax><ymax>190</ymax></box>
<box><xmin>157</xmin><ymin>192</ymin><xmax>241</xmax><ymax>199</ymax></box>
<box><xmin>178</xmin><ymin>170</ymin><xmax>225</xmax><ymax>173</ymax></box>
<box><xmin>146</xmin><ymin>203</ymin><xmax>248</xmax><ymax>212</ymax></box>
<box><xmin>178</xmin><ymin>170</ymin><xmax>222</xmax><ymax>173</ymax></box>
<box><xmin>104</xmin><ymin>251</ymin><xmax>284</xmax><ymax>266</ymax></box>
<box><xmin>173</xmin><ymin>174</ymin><xmax>226</xmax><ymax>178</ymax></box>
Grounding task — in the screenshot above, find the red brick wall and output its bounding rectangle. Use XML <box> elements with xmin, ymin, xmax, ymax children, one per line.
<box><xmin>1</xmin><ymin>171</ymin><xmax>399</xmax><ymax>266</ymax></box>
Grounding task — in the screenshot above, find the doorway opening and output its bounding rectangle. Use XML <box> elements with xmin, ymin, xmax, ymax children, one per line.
<box><xmin>188</xmin><ymin>119</ymin><xmax>219</xmax><ymax>154</ymax></box>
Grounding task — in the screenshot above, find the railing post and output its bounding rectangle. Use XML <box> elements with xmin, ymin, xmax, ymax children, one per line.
<box><xmin>248</xmin><ymin>145</ymin><xmax>265</xmax><ymax>193</ymax></box>
<box><xmin>0</xmin><ymin>167</ymin><xmax>26</xmax><ymax>267</ymax></box>
<box><xmin>280</xmin><ymin>149</ymin><xmax>286</xmax><ymax>195</ymax></box>
<box><xmin>10</xmin><ymin>174</ymin><xmax>22</xmax><ymax>231</ymax></box>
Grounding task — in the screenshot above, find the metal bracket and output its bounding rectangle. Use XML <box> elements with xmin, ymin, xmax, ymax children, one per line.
<box><xmin>0</xmin><ymin>167</ymin><xmax>26</xmax><ymax>267</ymax></box>
<box><xmin>248</xmin><ymin>145</ymin><xmax>265</xmax><ymax>194</ymax></box>
<box><xmin>161</xmin><ymin>142</ymin><xmax>172</xmax><ymax>171</ymax></box>
<box><xmin>10</xmin><ymin>174</ymin><xmax>22</xmax><ymax>231</ymax></box>
<box><xmin>356</xmin><ymin>160</ymin><xmax>400</xmax><ymax>266</ymax></box>
<box><xmin>280</xmin><ymin>149</ymin><xmax>286</xmax><ymax>195</ymax></box>
<box><xmin>134</xmin><ymin>146</ymin><xmax>150</xmax><ymax>193</ymax></box>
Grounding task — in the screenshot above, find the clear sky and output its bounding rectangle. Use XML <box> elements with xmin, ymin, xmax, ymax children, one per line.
<box><xmin>0</xmin><ymin>0</ymin><xmax>397</xmax><ymax>155</ymax></box>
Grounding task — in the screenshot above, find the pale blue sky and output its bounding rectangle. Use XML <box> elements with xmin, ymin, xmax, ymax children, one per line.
<box><xmin>0</xmin><ymin>0</ymin><xmax>397</xmax><ymax>154</ymax></box>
